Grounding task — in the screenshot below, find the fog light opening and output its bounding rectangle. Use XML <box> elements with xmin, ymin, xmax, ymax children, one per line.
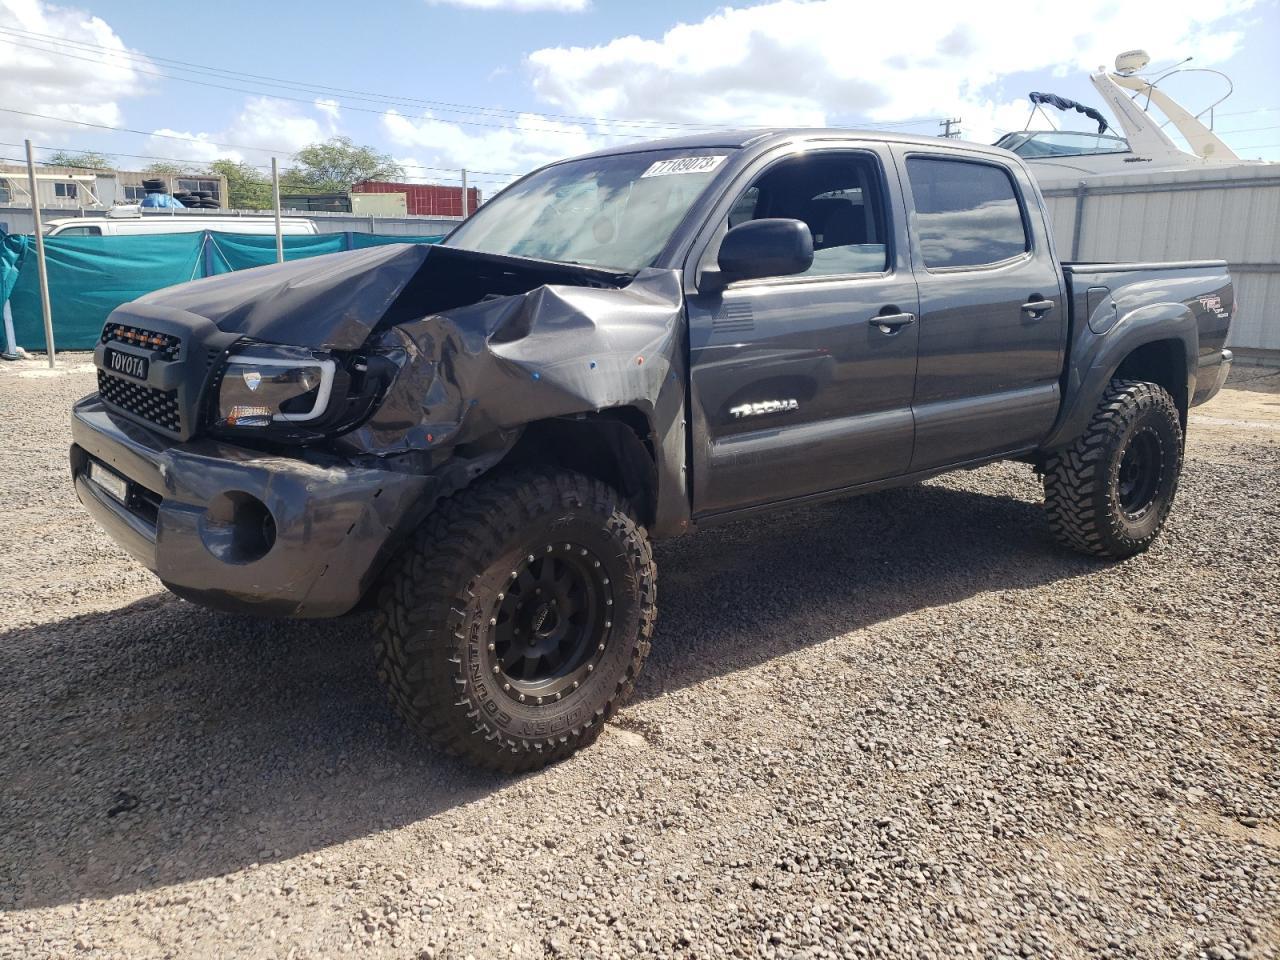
<box><xmin>199</xmin><ymin>491</ymin><xmax>277</xmax><ymax>564</ymax></box>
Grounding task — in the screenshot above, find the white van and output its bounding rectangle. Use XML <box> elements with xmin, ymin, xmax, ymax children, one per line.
<box><xmin>43</xmin><ymin>208</ymin><xmax>319</xmax><ymax>238</ymax></box>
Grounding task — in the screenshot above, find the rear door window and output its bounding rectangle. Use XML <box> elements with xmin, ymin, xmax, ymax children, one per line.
<box><xmin>905</xmin><ymin>157</ymin><xmax>1028</xmax><ymax>269</ymax></box>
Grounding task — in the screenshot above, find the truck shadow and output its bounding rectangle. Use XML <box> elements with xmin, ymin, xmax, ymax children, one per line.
<box><xmin>0</xmin><ymin>475</ymin><xmax>1098</xmax><ymax>910</ymax></box>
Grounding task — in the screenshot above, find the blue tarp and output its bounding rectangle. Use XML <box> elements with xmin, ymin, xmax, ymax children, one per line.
<box><xmin>0</xmin><ymin>230</ymin><xmax>444</xmax><ymax>351</ymax></box>
<box><xmin>139</xmin><ymin>194</ymin><xmax>187</xmax><ymax>208</ymax></box>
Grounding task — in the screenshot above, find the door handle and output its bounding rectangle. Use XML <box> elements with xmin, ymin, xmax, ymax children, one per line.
<box><xmin>869</xmin><ymin>312</ymin><xmax>916</xmax><ymax>333</ymax></box>
<box><xmin>1021</xmin><ymin>299</ymin><xmax>1055</xmax><ymax>318</ymax></box>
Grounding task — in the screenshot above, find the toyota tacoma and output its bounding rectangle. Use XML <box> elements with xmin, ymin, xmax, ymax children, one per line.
<box><xmin>71</xmin><ymin>130</ymin><xmax>1234</xmax><ymax>771</ymax></box>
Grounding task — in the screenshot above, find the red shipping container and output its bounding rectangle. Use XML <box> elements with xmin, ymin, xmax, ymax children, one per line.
<box><xmin>351</xmin><ymin>180</ymin><xmax>482</xmax><ymax>217</ymax></box>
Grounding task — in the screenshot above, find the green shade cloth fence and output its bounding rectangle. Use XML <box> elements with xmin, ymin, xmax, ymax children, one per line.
<box><xmin>0</xmin><ymin>230</ymin><xmax>444</xmax><ymax>351</ymax></box>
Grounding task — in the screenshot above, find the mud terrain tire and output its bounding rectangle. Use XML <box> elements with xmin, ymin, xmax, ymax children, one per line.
<box><xmin>1043</xmin><ymin>378</ymin><xmax>1183</xmax><ymax>559</ymax></box>
<box><xmin>374</xmin><ymin>468</ymin><xmax>656</xmax><ymax>772</ymax></box>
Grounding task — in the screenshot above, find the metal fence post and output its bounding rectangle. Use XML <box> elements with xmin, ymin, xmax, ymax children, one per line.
<box><xmin>271</xmin><ymin>157</ymin><xmax>284</xmax><ymax>264</ymax></box>
<box><xmin>1070</xmin><ymin>181</ymin><xmax>1088</xmax><ymax>261</ymax></box>
<box><xmin>24</xmin><ymin>140</ymin><xmax>55</xmax><ymax>368</ymax></box>
<box><xmin>460</xmin><ymin>168</ymin><xmax>468</xmax><ymax>218</ymax></box>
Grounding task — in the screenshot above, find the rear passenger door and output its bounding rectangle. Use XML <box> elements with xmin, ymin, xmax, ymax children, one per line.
<box><xmin>893</xmin><ymin>151</ymin><xmax>1066</xmax><ymax>471</ymax></box>
<box><xmin>686</xmin><ymin>145</ymin><xmax>920</xmax><ymax>516</ymax></box>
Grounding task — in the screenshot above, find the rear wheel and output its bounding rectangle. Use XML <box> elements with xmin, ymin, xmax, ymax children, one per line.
<box><xmin>374</xmin><ymin>468</ymin><xmax>656</xmax><ymax>772</ymax></box>
<box><xmin>1042</xmin><ymin>378</ymin><xmax>1183</xmax><ymax>558</ymax></box>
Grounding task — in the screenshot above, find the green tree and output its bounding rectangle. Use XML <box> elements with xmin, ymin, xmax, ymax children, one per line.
<box><xmin>142</xmin><ymin>161</ymin><xmax>198</xmax><ymax>177</ymax></box>
<box><xmin>44</xmin><ymin>150</ymin><xmax>113</xmax><ymax>170</ymax></box>
<box><xmin>207</xmin><ymin>158</ymin><xmax>273</xmax><ymax>210</ymax></box>
<box><xmin>282</xmin><ymin>137</ymin><xmax>403</xmax><ymax>192</ymax></box>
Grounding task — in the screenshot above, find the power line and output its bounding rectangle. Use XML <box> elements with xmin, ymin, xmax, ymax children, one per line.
<box><xmin>0</xmin><ymin>24</ymin><xmax>946</xmax><ymax>137</ymax></box>
<box><xmin>0</xmin><ymin>34</ymin><xmax>663</xmax><ymax>141</ymax></box>
<box><xmin>0</xmin><ymin>24</ymin><xmax>726</xmax><ymax>132</ymax></box>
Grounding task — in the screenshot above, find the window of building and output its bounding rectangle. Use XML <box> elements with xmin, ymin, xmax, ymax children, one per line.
<box><xmin>54</xmin><ymin>182</ymin><xmax>78</xmax><ymax>200</ymax></box>
<box><xmin>0</xmin><ymin>179</ymin><xmax>11</xmax><ymax>204</ymax></box>
<box><xmin>123</xmin><ymin>185</ymin><xmax>148</xmax><ymax>202</ymax></box>
<box><xmin>722</xmin><ymin>152</ymin><xmax>889</xmax><ymax>278</ymax></box>
<box><xmin>905</xmin><ymin>157</ymin><xmax>1029</xmax><ymax>269</ymax></box>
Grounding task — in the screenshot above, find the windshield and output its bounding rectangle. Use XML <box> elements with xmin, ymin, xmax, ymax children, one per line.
<box><xmin>444</xmin><ymin>149</ymin><xmax>733</xmax><ymax>271</ymax></box>
<box><xmin>995</xmin><ymin>131</ymin><xmax>1131</xmax><ymax>158</ymax></box>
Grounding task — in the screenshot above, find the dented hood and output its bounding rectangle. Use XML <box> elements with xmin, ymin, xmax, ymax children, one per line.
<box><xmin>135</xmin><ymin>243</ymin><xmax>635</xmax><ymax>352</ymax></box>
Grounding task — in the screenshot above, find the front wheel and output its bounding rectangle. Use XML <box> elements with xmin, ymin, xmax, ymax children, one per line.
<box><xmin>1042</xmin><ymin>378</ymin><xmax>1183</xmax><ymax>559</ymax></box>
<box><xmin>374</xmin><ymin>468</ymin><xmax>656</xmax><ymax>772</ymax></box>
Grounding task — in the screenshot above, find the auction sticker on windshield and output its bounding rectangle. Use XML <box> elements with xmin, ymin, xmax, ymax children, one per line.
<box><xmin>640</xmin><ymin>156</ymin><xmax>726</xmax><ymax>178</ymax></box>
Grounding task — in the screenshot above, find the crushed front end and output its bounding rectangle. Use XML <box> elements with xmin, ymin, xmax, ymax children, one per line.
<box><xmin>70</xmin><ymin>243</ymin><xmax>682</xmax><ymax>618</ymax></box>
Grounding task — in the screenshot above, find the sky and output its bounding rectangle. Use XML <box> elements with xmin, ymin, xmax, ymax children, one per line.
<box><xmin>1</xmin><ymin>0</ymin><xmax>1277</xmax><ymax>198</ymax></box>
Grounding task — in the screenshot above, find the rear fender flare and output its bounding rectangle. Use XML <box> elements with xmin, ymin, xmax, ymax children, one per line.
<box><xmin>1042</xmin><ymin>301</ymin><xmax>1197</xmax><ymax>450</ymax></box>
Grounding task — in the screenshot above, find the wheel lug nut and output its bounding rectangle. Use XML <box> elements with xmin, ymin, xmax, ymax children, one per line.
<box><xmin>489</xmin><ymin>617</ymin><xmax>497</xmax><ymax>625</ymax></box>
<box><xmin>488</xmin><ymin>643</ymin><xmax>495</xmax><ymax>652</ymax></box>
<box><xmin>554</xmin><ymin>692</ymin><xmax>562</xmax><ymax>701</ymax></box>
<box><xmin>491</xmin><ymin>665</ymin><xmax>500</xmax><ymax>674</ymax></box>
<box><xmin>503</xmin><ymin>683</ymin><xmax>511</xmax><ymax>691</ymax></box>
<box><xmin>605</xmin><ymin>599</ymin><xmax>612</xmax><ymax>606</ymax></box>
<box><xmin>579</xmin><ymin>548</ymin><xmax>587</xmax><ymax>556</ymax></box>
<box><xmin>497</xmin><ymin>593</ymin><xmax>505</xmax><ymax>601</ymax></box>
<box><xmin>563</xmin><ymin>543</ymin><xmax>571</xmax><ymax>550</ymax></box>
<box><xmin>593</xmin><ymin>560</ymin><xmax>600</xmax><ymax>568</ymax></box>
<box><xmin>536</xmin><ymin>697</ymin><xmax>543</xmax><ymax>705</ymax></box>
<box><xmin>587</xmin><ymin>664</ymin><xmax>594</xmax><ymax>673</ymax></box>
<box><xmin>546</xmin><ymin>545</ymin><xmax>553</xmax><ymax>553</ymax></box>
<box><xmin>572</xmin><ymin>681</ymin><xmax>579</xmax><ymax>690</ymax></box>
<box><xmin>518</xmin><ymin>694</ymin><xmax>526</xmax><ymax>702</ymax></box>
<box><xmin>603</xmin><ymin>578</ymin><xmax>610</xmax><ymax>585</ymax></box>
<box><xmin>527</xmin><ymin>554</ymin><xmax>535</xmax><ymax>562</ymax></box>
<box><xmin>605</xmin><ymin>621</ymin><xmax>611</xmax><ymax>629</ymax></box>
<box><xmin>598</xmin><ymin>642</ymin><xmax>605</xmax><ymax>651</ymax></box>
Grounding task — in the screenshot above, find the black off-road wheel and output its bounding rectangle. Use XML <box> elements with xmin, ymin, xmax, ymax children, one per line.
<box><xmin>374</xmin><ymin>469</ymin><xmax>656</xmax><ymax>773</ymax></box>
<box><xmin>1042</xmin><ymin>378</ymin><xmax>1183</xmax><ymax>559</ymax></box>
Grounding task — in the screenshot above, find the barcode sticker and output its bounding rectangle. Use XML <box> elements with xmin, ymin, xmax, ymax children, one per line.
<box><xmin>640</xmin><ymin>155</ymin><xmax>726</xmax><ymax>178</ymax></box>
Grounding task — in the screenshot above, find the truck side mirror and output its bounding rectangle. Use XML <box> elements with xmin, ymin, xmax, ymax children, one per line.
<box><xmin>715</xmin><ymin>218</ymin><xmax>814</xmax><ymax>286</ymax></box>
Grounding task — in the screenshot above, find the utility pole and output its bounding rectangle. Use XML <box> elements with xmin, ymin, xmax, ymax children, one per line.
<box><xmin>939</xmin><ymin>118</ymin><xmax>963</xmax><ymax>139</ymax></box>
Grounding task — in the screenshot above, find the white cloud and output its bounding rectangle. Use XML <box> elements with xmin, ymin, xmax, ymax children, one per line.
<box><xmin>0</xmin><ymin>0</ymin><xmax>152</xmax><ymax>144</ymax></box>
<box><xmin>145</xmin><ymin>129</ymin><xmax>228</xmax><ymax>165</ymax></box>
<box><xmin>525</xmin><ymin>0</ymin><xmax>1259</xmax><ymax>144</ymax></box>
<box><xmin>144</xmin><ymin>97</ymin><xmax>335</xmax><ymax>168</ymax></box>
<box><xmin>426</xmin><ymin>0</ymin><xmax>588</xmax><ymax>11</ymax></box>
<box><xmin>314</xmin><ymin>98</ymin><xmax>341</xmax><ymax>128</ymax></box>
<box><xmin>382</xmin><ymin>109</ymin><xmax>601</xmax><ymax>177</ymax></box>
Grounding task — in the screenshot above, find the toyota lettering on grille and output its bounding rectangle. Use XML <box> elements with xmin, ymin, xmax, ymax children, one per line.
<box><xmin>103</xmin><ymin>348</ymin><xmax>149</xmax><ymax>381</ymax></box>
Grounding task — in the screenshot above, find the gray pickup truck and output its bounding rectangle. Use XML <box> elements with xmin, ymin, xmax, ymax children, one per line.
<box><xmin>71</xmin><ymin>129</ymin><xmax>1234</xmax><ymax>771</ymax></box>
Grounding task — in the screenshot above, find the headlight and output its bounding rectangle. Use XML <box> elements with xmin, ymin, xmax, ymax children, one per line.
<box><xmin>216</xmin><ymin>346</ymin><xmax>336</xmax><ymax>428</ymax></box>
<box><xmin>210</xmin><ymin>342</ymin><xmax>397</xmax><ymax>443</ymax></box>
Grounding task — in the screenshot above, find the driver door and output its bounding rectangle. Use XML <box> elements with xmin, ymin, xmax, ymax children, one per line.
<box><xmin>686</xmin><ymin>146</ymin><xmax>920</xmax><ymax>517</ymax></box>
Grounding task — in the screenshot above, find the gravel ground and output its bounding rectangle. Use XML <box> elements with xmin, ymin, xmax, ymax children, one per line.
<box><xmin>0</xmin><ymin>354</ymin><xmax>1277</xmax><ymax>960</ymax></box>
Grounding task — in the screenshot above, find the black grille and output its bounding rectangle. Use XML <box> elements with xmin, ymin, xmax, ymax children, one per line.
<box><xmin>102</xmin><ymin>323</ymin><xmax>181</xmax><ymax>361</ymax></box>
<box><xmin>97</xmin><ymin>369</ymin><xmax>182</xmax><ymax>434</ymax></box>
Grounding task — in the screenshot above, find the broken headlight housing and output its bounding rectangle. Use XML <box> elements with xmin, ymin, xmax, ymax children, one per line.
<box><xmin>218</xmin><ymin>346</ymin><xmax>335</xmax><ymax>428</ymax></box>
<box><xmin>210</xmin><ymin>342</ymin><xmax>396</xmax><ymax>443</ymax></box>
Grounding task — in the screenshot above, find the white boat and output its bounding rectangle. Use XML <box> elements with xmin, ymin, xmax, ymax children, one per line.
<box><xmin>993</xmin><ymin>49</ymin><xmax>1268</xmax><ymax>187</ymax></box>
<box><xmin>993</xmin><ymin>50</ymin><xmax>1279</xmax><ymax>360</ymax></box>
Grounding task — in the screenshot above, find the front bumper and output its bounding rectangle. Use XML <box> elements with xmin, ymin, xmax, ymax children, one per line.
<box><xmin>71</xmin><ymin>395</ymin><xmax>431</xmax><ymax>618</ymax></box>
